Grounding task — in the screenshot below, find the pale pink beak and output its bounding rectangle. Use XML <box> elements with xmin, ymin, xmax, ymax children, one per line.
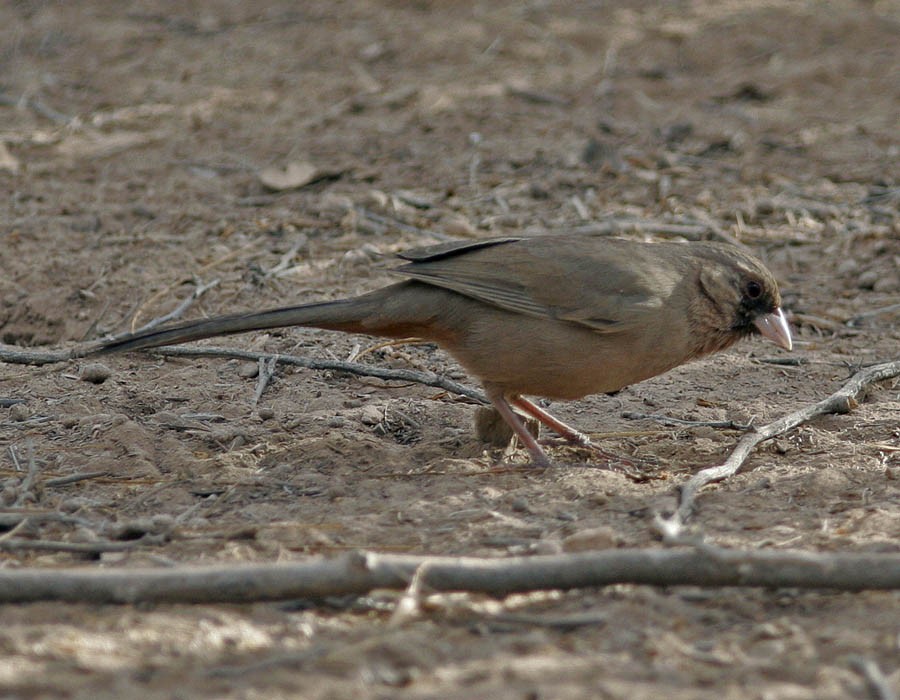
<box><xmin>754</xmin><ymin>308</ymin><xmax>792</xmax><ymax>351</ymax></box>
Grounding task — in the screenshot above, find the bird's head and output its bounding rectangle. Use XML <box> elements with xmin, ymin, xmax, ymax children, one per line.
<box><xmin>691</xmin><ymin>243</ymin><xmax>792</xmax><ymax>356</ymax></box>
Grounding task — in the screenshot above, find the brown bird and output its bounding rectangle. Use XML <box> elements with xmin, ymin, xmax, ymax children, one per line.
<box><xmin>92</xmin><ymin>235</ymin><xmax>792</xmax><ymax>466</ymax></box>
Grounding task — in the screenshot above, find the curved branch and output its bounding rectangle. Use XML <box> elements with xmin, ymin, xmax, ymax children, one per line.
<box><xmin>675</xmin><ymin>359</ymin><xmax>900</xmax><ymax>522</ymax></box>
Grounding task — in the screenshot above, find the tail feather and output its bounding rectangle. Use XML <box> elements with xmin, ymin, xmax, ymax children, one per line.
<box><xmin>92</xmin><ymin>298</ymin><xmax>375</xmax><ymax>355</ymax></box>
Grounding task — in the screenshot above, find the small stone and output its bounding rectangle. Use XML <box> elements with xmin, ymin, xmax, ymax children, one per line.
<box><xmin>327</xmin><ymin>485</ymin><xmax>348</xmax><ymax>500</ymax></box>
<box><xmin>835</xmin><ymin>259</ymin><xmax>859</xmax><ymax>276</ymax></box>
<box><xmin>258</xmin><ymin>407</ymin><xmax>275</xmax><ymax>420</ymax></box>
<box><xmin>562</xmin><ymin>526</ymin><xmax>618</xmax><ymax>552</ymax></box>
<box><xmin>80</xmin><ymin>362</ymin><xmax>112</xmax><ymax>384</ymax></box>
<box><xmin>60</xmin><ymin>415</ymin><xmax>79</xmax><ymax>428</ymax></box>
<box><xmin>8</xmin><ymin>404</ymin><xmax>30</xmax><ymax>422</ymax></box>
<box><xmin>857</xmin><ymin>269</ymin><xmax>879</xmax><ymax>289</ymax></box>
<box><xmin>510</xmin><ymin>496</ymin><xmax>531</xmax><ymax>513</ymax></box>
<box><xmin>873</xmin><ymin>275</ymin><xmax>900</xmax><ymax>293</ymax></box>
<box><xmin>326</xmin><ymin>416</ymin><xmax>346</xmax><ymax>428</ymax></box>
<box><xmin>237</xmin><ymin>362</ymin><xmax>259</xmax><ymax>378</ymax></box>
<box><xmin>360</xmin><ymin>404</ymin><xmax>384</xmax><ymax>426</ymax></box>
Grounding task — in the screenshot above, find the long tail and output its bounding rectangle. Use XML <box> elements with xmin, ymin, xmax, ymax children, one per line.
<box><xmin>89</xmin><ymin>288</ymin><xmax>404</xmax><ymax>356</ymax></box>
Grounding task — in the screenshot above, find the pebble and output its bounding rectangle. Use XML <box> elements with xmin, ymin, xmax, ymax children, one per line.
<box><xmin>237</xmin><ymin>362</ymin><xmax>259</xmax><ymax>378</ymax></box>
<box><xmin>562</xmin><ymin>526</ymin><xmax>618</xmax><ymax>552</ymax></box>
<box><xmin>857</xmin><ymin>269</ymin><xmax>879</xmax><ymax>289</ymax></box>
<box><xmin>360</xmin><ymin>404</ymin><xmax>384</xmax><ymax>426</ymax></box>
<box><xmin>873</xmin><ymin>274</ymin><xmax>900</xmax><ymax>293</ymax></box>
<box><xmin>8</xmin><ymin>404</ymin><xmax>30</xmax><ymax>422</ymax></box>
<box><xmin>80</xmin><ymin>362</ymin><xmax>112</xmax><ymax>384</ymax></box>
<box><xmin>835</xmin><ymin>258</ymin><xmax>858</xmax><ymax>276</ymax></box>
<box><xmin>510</xmin><ymin>496</ymin><xmax>531</xmax><ymax>513</ymax></box>
<box><xmin>258</xmin><ymin>407</ymin><xmax>275</xmax><ymax>421</ymax></box>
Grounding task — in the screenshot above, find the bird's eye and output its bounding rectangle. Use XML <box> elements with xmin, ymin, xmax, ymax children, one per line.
<box><xmin>745</xmin><ymin>280</ymin><xmax>763</xmax><ymax>299</ymax></box>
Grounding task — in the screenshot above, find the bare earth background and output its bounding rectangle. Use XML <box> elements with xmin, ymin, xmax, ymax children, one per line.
<box><xmin>1</xmin><ymin>1</ymin><xmax>899</xmax><ymax>698</ymax></box>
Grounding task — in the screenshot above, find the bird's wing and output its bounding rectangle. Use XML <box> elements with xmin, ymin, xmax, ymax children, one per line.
<box><xmin>394</xmin><ymin>236</ymin><xmax>680</xmax><ymax>333</ymax></box>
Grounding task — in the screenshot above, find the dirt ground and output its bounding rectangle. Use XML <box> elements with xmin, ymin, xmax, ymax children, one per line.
<box><xmin>1</xmin><ymin>1</ymin><xmax>899</xmax><ymax>697</ymax></box>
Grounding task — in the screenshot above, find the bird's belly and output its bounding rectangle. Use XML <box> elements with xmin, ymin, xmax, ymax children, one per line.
<box><xmin>446</xmin><ymin>313</ymin><xmax>691</xmax><ymax>400</ymax></box>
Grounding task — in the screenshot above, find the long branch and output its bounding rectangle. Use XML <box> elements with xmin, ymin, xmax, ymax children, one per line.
<box><xmin>0</xmin><ymin>343</ymin><xmax>487</xmax><ymax>404</ymax></box>
<box><xmin>0</xmin><ymin>546</ymin><xmax>899</xmax><ymax>604</ymax></box>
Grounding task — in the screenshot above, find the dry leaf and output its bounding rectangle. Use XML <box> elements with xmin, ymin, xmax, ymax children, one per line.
<box><xmin>258</xmin><ymin>161</ymin><xmax>319</xmax><ymax>191</ymax></box>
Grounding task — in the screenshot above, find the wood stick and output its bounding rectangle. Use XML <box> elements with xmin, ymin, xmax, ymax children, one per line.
<box><xmin>1</xmin><ymin>545</ymin><xmax>900</xmax><ymax>604</ymax></box>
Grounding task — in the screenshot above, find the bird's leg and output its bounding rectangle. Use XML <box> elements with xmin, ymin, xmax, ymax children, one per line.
<box><xmin>510</xmin><ymin>396</ymin><xmax>635</xmax><ymax>467</ymax></box>
<box><xmin>484</xmin><ymin>388</ymin><xmax>552</xmax><ymax>468</ymax></box>
<box><xmin>509</xmin><ymin>396</ymin><xmax>591</xmax><ymax>446</ymax></box>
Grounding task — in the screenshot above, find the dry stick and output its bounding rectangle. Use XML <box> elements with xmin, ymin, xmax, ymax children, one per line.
<box><xmin>622</xmin><ymin>411</ymin><xmax>752</xmax><ymax>431</ymax></box>
<box><xmin>849</xmin><ymin>656</ymin><xmax>898</xmax><ymax>700</ymax></box>
<box><xmin>12</xmin><ymin>441</ymin><xmax>39</xmax><ymax>507</ymax></box>
<box><xmin>0</xmin><ymin>344</ymin><xmax>488</xmax><ymax>405</ymax></box>
<box><xmin>129</xmin><ymin>237</ymin><xmax>262</xmax><ymax>331</ymax></box>
<box><xmin>673</xmin><ymin>359</ymin><xmax>900</xmax><ymax>523</ymax></box>
<box><xmin>0</xmin><ymin>538</ymin><xmax>145</xmax><ymax>555</ymax></box>
<box><xmin>155</xmin><ymin>346</ymin><xmax>489</xmax><ymax>404</ymax></box>
<box><xmin>2</xmin><ymin>546</ymin><xmax>900</xmax><ymax>604</ymax></box>
<box><xmin>132</xmin><ymin>278</ymin><xmax>220</xmax><ymax>333</ymax></box>
<box><xmin>44</xmin><ymin>470</ymin><xmax>110</xmax><ymax>487</ymax></box>
<box><xmin>355</xmin><ymin>207</ymin><xmax>454</xmax><ymax>242</ymax></box>
<box><xmin>252</xmin><ymin>356</ymin><xmax>278</xmax><ymax>406</ymax></box>
<box><xmin>0</xmin><ymin>344</ymin><xmax>71</xmax><ymax>367</ymax></box>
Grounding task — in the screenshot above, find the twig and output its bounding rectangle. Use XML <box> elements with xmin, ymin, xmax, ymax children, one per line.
<box><xmin>0</xmin><ymin>344</ymin><xmax>72</xmax><ymax>366</ymax></box>
<box><xmin>672</xmin><ymin>359</ymin><xmax>900</xmax><ymax>523</ymax></box>
<box><xmin>2</xmin><ymin>545</ymin><xmax>900</xmax><ymax>603</ymax></box>
<box><xmin>355</xmin><ymin>207</ymin><xmax>454</xmax><ymax>242</ymax></box>
<box><xmin>252</xmin><ymin>356</ymin><xmax>278</xmax><ymax>406</ymax></box>
<box><xmin>44</xmin><ymin>470</ymin><xmax>110</xmax><ymax>487</ymax></box>
<box><xmin>0</xmin><ymin>92</ymin><xmax>74</xmax><ymax>124</ymax></box>
<box><xmin>849</xmin><ymin>302</ymin><xmax>900</xmax><ymax>326</ymax></box>
<box><xmin>0</xmin><ymin>398</ymin><xmax>27</xmax><ymax>407</ymax></box>
<box><xmin>263</xmin><ymin>236</ymin><xmax>308</xmax><ymax>278</ymax></box>
<box><xmin>849</xmin><ymin>656</ymin><xmax>898</xmax><ymax>700</ymax></box>
<box><xmin>153</xmin><ymin>346</ymin><xmax>488</xmax><ymax>404</ymax></box>
<box><xmin>622</xmin><ymin>412</ymin><xmax>752</xmax><ymax>431</ymax></box>
<box><xmin>13</xmin><ymin>442</ymin><xmax>40</xmax><ymax>506</ymax></box>
<box><xmin>490</xmin><ymin>610</ymin><xmax>607</xmax><ymax>631</ymax></box>
<box><xmin>132</xmin><ymin>278</ymin><xmax>220</xmax><ymax>333</ymax></box>
<box><xmin>0</xmin><ymin>537</ymin><xmax>155</xmax><ymax>554</ymax></box>
<box><xmin>0</xmin><ymin>343</ymin><xmax>487</xmax><ymax>404</ymax></box>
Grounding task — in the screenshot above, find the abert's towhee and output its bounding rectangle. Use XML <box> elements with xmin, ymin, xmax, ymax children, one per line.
<box><xmin>94</xmin><ymin>235</ymin><xmax>792</xmax><ymax>466</ymax></box>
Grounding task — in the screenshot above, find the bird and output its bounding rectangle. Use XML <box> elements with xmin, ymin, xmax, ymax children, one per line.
<box><xmin>91</xmin><ymin>234</ymin><xmax>792</xmax><ymax>467</ymax></box>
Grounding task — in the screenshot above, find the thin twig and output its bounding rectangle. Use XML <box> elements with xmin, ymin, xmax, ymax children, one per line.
<box><xmin>0</xmin><ymin>398</ymin><xmax>27</xmax><ymax>407</ymax></box>
<box><xmin>849</xmin><ymin>302</ymin><xmax>900</xmax><ymax>326</ymax></box>
<box><xmin>13</xmin><ymin>441</ymin><xmax>40</xmax><ymax>507</ymax></box>
<box><xmin>849</xmin><ymin>656</ymin><xmax>898</xmax><ymax>700</ymax></box>
<box><xmin>2</xmin><ymin>545</ymin><xmax>900</xmax><ymax>603</ymax></box>
<box><xmin>44</xmin><ymin>470</ymin><xmax>110</xmax><ymax>487</ymax></box>
<box><xmin>132</xmin><ymin>278</ymin><xmax>220</xmax><ymax>334</ymax></box>
<box><xmin>355</xmin><ymin>207</ymin><xmax>454</xmax><ymax>242</ymax></box>
<box><xmin>0</xmin><ymin>343</ymin><xmax>487</xmax><ymax>404</ymax></box>
<box><xmin>0</xmin><ymin>537</ymin><xmax>156</xmax><ymax>554</ymax></box>
<box><xmin>622</xmin><ymin>412</ymin><xmax>752</xmax><ymax>431</ymax></box>
<box><xmin>252</xmin><ymin>356</ymin><xmax>278</xmax><ymax>406</ymax></box>
<box><xmin>263</xmin><ymin>236</ymin><xmax>308</xmax><ymax>278</ymax></box>
<box><xmin>153</xmin><ymin>346</ymin><xmax>488</xmax><ymax>404</ymax></box>
<box><xmin>672</xmin><ymin>359</ymin><xmax>900</xmax><ymax>523</ymax></box>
